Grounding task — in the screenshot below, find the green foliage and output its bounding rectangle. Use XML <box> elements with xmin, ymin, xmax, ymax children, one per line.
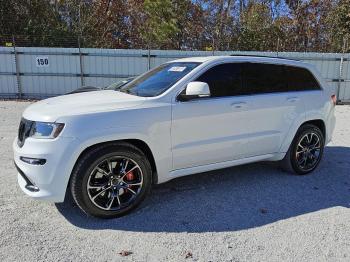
<box><xmin>238</xmin><ymin>3</ymin><xmax>276</xmax><ymax>51</ymax></box>
<box><xmin>0</xmin><ymin>0</ymin><xmax>74</xmax><ymax>46</ymax></box>
<box><xmin>141</xmin><ymin>0</ymin><xmax>179</xmax><ymax>47</ymax></box>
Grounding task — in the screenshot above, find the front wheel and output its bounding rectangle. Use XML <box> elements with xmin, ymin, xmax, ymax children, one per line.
<box><xmin>70</xmin><ymin>143</ymin><xmax>152</xmax><ymax>218</ymax></box>
<box><xmin>281</xmin><ymin>124</ymin><xmax>325</xmax><ymax>175</ymax></box>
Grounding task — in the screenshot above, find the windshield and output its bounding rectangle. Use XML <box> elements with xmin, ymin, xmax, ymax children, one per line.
<box><xmin>104</xmin><ymin>77</ymin><xmax>135</xmax><ymax>90</ymax></box>
<box><xmin>118</xmin><ymin>62</ymin><xmax>200</xmax><ymax>97</ymax></box>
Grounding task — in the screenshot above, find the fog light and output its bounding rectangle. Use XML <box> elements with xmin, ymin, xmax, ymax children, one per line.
<box><xmin>20</xmin><ymin>157</ymin><xmax>46</xmax><ymax>165</ymax></box>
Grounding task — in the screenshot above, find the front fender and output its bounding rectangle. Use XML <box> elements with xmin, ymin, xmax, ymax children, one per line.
<box><xmin>63</xmin><ymin>133</ymin><xmax>172</xmax><ymax>196</ymax></box>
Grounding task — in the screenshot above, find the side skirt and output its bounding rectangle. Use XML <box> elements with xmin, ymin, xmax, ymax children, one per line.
<box><xmin>169</xmin><ymin>153</ymin><xmax>285</xmax><ymax>180</ymax></box>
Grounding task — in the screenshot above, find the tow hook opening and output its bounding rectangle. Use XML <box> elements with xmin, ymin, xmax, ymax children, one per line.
<box><xmin>14</xmin><ymin>162</ymin><xmax>40</xmax><ymax>192</ymax></box>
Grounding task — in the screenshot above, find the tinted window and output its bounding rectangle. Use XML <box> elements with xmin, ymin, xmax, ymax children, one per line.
<box><xmin>192</xmin><ymin>62</ymin><xmax>320</xmax><ymax>99</ymax></box>
<box><xmin>196</xmin><ymin>63</ymin><xmax>243</xmax><ymax>97</ymax></box>
<box><xmin>243</xmin><ymin>63</ymin><xmax>286</xmax><ymax>94</ymax></box>
<box><xmin>285</xmin><ymin>66</ymin><xmax>320</xmax><ymax>91</ymax></box>
<box><xmin>119</xmin><ymin>62</ymin><xmax>200</xmax><ymax>97</ymax></box>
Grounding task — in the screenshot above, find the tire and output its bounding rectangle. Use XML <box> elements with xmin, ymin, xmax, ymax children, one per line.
<box><xmin>70</xmin><ymin>142</ymin><xmax>152</xmax><ymax>218</ymax></box>
<box><xmin>281</xmin><ymin>124</ymin><xmax>325</xmax><ymax>175</ymax></box>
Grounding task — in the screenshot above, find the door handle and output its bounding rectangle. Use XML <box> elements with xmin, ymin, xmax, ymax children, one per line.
<box><xmin>231</xmin><ymin>102</ymin><xmax>247</xmax><ymax>109</ymax></box>
<box><xmin>287</xmin><ymin>97</ymin><xmax>299</xmax><ymax>103</ymax></box>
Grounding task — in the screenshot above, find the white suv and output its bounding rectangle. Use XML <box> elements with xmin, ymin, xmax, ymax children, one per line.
<box><xmin>13</xmin><ymin>56</ymin><xmax>336</xmax><ymax>218</ymax></box>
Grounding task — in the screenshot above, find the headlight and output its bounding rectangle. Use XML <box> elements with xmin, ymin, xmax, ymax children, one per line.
<box><xmin>29</xmin><ymin>122</ymin><xmax>65</xmax><ymax>139</ymax></box>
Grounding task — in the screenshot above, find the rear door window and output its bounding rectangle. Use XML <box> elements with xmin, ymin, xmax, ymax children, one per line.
<box><xmin>243</xmin><ymin>63</ymin><xmax>286</xmax><ymax>94</ymax></box>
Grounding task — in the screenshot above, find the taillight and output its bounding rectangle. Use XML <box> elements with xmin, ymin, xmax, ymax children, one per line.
<box><xmin>331</xmin><ymin>95</ymin><xmax>337</xmax><ymax>106</ymax></box>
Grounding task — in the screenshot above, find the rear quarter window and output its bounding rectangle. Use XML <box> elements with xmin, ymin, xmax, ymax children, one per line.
<box><xmin>285</xmin><ymin>66</ymin><xmax>321</xmax><ymax>91</ymax></box>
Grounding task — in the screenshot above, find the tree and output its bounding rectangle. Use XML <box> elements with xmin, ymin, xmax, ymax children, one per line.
<box><xmin>141</xmin><ymin>0</ymin><xmax>179</xmax><ymax>48</ymax></box>
<box><xmin>285</xmin><ymin>0</ymin><xmax>334</xmax><ymax>52</ymax></box>
<box><xmin>237</xmin><ymin>2</ymin><xmax>282</xmax><ymax>51</ymax></box>
<box><xmin>171</xmin><ymin>0</ymin><xmax>208</xmax><ymax>50</ymax></box>
<box><xmin>0</xmin><ymin>0</ymin><xmax>73</xmax><ymax>46</ymax></box>
<box><xmin>0</xmin><ymin>0</ymin><xmax>348</xmax><ymax>52</ymax></box>
<box><xmin>327</xmin><ymin>0</ymin><xmax>350</xmax><ymax>52</ymax></box>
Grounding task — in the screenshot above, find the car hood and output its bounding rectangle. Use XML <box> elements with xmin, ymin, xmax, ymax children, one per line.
<box><xmin>23</xmin><ymin>90</ymin><xmax>147</xmax><ymax>122</ymax></box>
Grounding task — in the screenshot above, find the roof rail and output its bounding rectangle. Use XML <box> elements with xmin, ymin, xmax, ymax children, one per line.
<box><xmin>229</xmin><ymin>54</ymin><xmax>300</xmax><ymax>61</ymax></box>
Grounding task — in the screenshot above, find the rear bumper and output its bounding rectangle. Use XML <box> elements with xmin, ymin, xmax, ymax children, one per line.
<box><xmin>13</xmin><ymin>136</ymin><xmax>79</xmax><ymax>202</ymax></box>
<box><xmin>326</xmin><ymin>108</ymin><xmax>336</xmax><ymax>144</ymax></box>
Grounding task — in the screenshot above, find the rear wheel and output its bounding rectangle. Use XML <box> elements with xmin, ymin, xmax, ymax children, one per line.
<box><xmin>70</xmin><ymin>143</ymin><xmax>152</xmax><ymax>218</ymax></box>
<box><xmin>281</xmin><ymin>124</ymin><xmax>324</xmax><ymax>175</ymax></box>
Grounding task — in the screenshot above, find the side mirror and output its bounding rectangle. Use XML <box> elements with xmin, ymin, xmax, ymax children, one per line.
<box><xmin>178</xmin><ymin>81</ymin><xmax>210</xmax><ymax>101</ymax></box>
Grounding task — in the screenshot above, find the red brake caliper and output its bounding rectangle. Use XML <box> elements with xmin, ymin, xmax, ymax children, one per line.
<box><xmin>126</xmin><ymin>171</ymin><xmax>135</xmax><ymax>182</ymax></box>
<box><xmin>125</xmin><ymin>171</ymin><xmax>135</xmax><ymax>191</ymax></box>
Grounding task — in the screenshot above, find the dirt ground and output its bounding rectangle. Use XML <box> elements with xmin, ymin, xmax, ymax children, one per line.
<box><xmin>0</xmin><ymin>101</ymin><xmax>349</xmax><ymax>261</ymax></box>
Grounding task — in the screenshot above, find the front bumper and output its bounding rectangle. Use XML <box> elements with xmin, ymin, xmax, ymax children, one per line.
<box><xmin>15</xmin><ymin>162</ymin><xmax>40</xmax><ymax>192</ymax></box>
<box><xmin>13</xmin><ymin>136</ymin><xmax>79</xmax><ymax>202</ymax></box>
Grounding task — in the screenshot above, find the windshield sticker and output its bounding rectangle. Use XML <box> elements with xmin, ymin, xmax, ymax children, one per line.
<box><xmin>168</xmin><ymin>66</ymin><xmax>186</xmax><ymax>72</ymax></box>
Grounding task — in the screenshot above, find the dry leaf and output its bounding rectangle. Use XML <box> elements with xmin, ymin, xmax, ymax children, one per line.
<box><xmin>119</xmin><ymin>250</ymin><xmax>133</xmax><ymax>256</ymax></box>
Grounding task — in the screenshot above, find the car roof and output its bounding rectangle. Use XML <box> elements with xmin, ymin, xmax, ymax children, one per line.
<box><xmin>171</xmin><ymin>55</ymin><xmax>310</xmax><ymax>68</ymax></box>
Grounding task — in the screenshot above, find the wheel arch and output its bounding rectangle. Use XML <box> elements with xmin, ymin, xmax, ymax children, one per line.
<box><xmin>280</xmin><ymin>118</ymin><xmax>326</xmax><ymax>155</ymax></box>
<box><xmin>301</xmin><ymin>119</ymin><xmax>326</xmax><ymax>139</ymax></box>
<box><xmin>70</xmin><ymin>139</ymin><xmax>158</xmax><ymax>187</ymax></box>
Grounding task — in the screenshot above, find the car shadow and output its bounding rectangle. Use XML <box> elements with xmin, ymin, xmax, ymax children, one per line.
<box><xmin>55</xmin><ymin>146</ymin><xmax>350</xmax><ymax>233</ymax></box>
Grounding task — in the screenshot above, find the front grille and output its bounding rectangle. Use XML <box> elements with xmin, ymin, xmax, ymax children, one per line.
<box><xmin>17</xmin><ymin>118</ymin><xmax>34</xmax><ymax>147</ymax></box>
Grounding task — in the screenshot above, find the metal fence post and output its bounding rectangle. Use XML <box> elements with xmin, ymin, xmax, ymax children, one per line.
<box><xmin>338</xmin><ymin>57</ymin><xmax>344</xmax><ymax>103</ymax></box>
<box><xmin>337</xmin><ymin>37</ymin><xmax>347</xmax><ymax>103</ymax></box>
<box><xmin>147</xmin><ymin>46</ymin><xmax>151</xmax><ymax>70</ymax></box>
<box><xmin>12</xmin><ymin>36</ymin><xmax>22</xmax><ymax>99</ymax></box>
<box><xmin>212</xmin><ymin>37</ymin><xmax>215</xmax><ymax>56</ymax></box>
<box><xmin>78</xmin><ymin>35</ymin><xmax>84</xmax><ymax>87</ymax></box>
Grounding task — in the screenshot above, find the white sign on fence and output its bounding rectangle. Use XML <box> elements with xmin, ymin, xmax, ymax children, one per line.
<box><xmin>36</xmin><ymin>57</ymin><xmax>49</xmax><ymax>67</ymax></box>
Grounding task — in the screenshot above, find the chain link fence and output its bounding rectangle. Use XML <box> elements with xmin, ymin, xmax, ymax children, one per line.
<box><xmin>1</xmin><ymin>34</ymin><xmax>349</xmax><ymax>52</ymax></box>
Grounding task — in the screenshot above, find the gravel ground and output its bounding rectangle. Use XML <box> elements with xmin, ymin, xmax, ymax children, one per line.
<box><xmin>0</xmin><ymin>101</ymin><xmax>349</xmax><ymax>262</ymax></box>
